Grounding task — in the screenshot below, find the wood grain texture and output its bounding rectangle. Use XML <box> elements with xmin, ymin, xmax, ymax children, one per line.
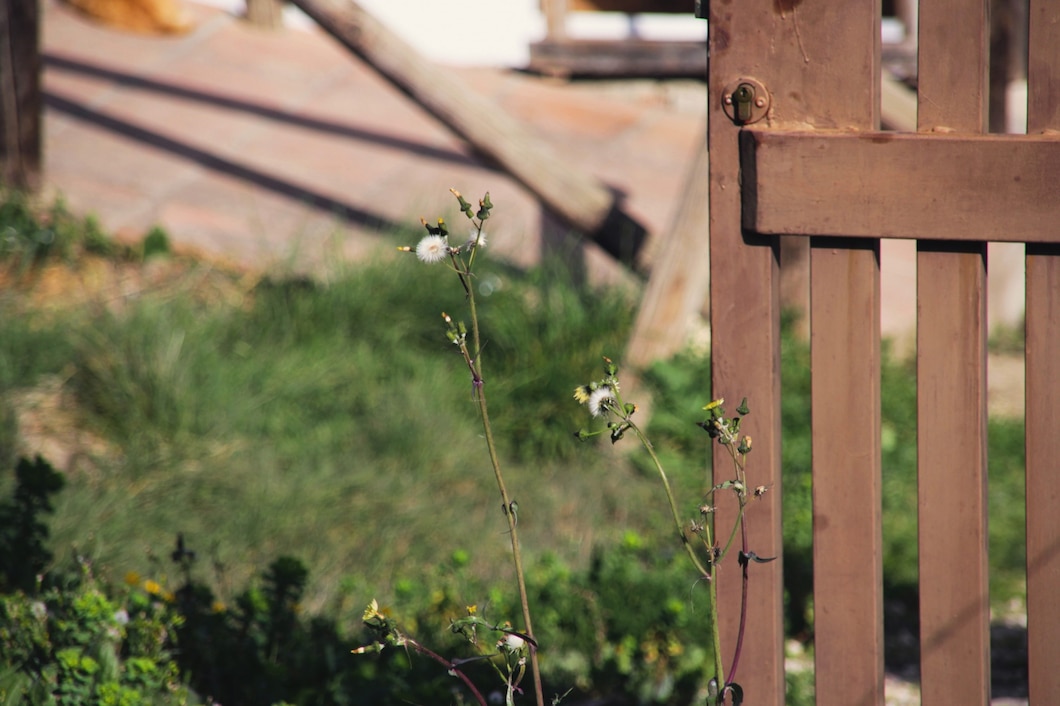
<box><xmin>810</xmin><ymin>238</ymin><xmax>883</xmax><ymax>706</ymax></box>
<box><xmin>740</xmin><ymin>130</ymin><xmax>1060</xmax><ymax>242</ymax></box>
<box><xmin>915</xmin><ymin>3</ymin><xmax>991</xmax><ymax>702</ymax></box>
<box><xmin>1025</xmin><ymin>2</ymin><xmax>1060</xmax><ymax>702</ymax></box>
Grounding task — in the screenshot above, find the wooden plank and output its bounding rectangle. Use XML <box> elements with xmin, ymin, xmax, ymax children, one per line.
<box><xmin>915</xmin><ymin>242</ymin><xmax>990</xmax><ymax>704</ymax></box>
<box><xmin>626</xmin><ymin>131</ymin><xmax>709</xmax><ymax>369</ymax></box>
<box><xmin>916</xmin><ymin>1</ymin><xmax>990</xmax><ymax>702</ymax></box>
<box><xmin>288</xmin><ymin>0</ymin><xmax>648</xmax><ymax>265</ymax></box>
<box><xmin>810</xmin><ymin>238</ymin><xmax>884</xmax><ymax>706</ymax></box>
<box><xmin>1025</xmin><ymin>3</ymin><xmax>1060</xmax><ymax>702</ymax></box>
<box><xmin>526</xmin><ymin>39</ymin><xmax>706</xmax><ymax>78</ymax></box>
<box><xmin>1025</xmin><ymin>242</ymin><xmax>1060</xmax><ymax>704</ymax></box>
<box><xmin>707</xmin><ymin>0</ymin><xmax>784</xmax><ymax>701</ymax></box>
<box><xmin>739</xmin><ymin>130</ymin><xmax>1060</xmax><ymax>242</ymax></box>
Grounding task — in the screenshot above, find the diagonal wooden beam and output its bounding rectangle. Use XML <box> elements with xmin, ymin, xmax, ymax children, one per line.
<box><xmin>740</xmin><ymin>130</ymin><xmax>1060</xmax><ymax>242</ymax></box>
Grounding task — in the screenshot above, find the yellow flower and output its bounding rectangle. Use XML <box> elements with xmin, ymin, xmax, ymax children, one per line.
<box><xmin>212</xmin><ymin>601</ymin><xmax>227</xmax><ymax>613</ymax></box>
<box><xmin>363</xmin><ymin>599</ymin><xmax>384</xmax><ymax>622</ymax></box>
<box><xmin>143</xmin><ymin>579</ymin><xmax>162</xmax><ymax>596</ymax></box>
<box><xmin>124</xmin><ymin>571</ymin><xmax>141</xmax><ymax>587</ymax></box>
<box><xmin>466</xmin><ymin>605</ymin><xmax>477</xmax><ymax>616</ymax></box>
<box><xmin>573</xmin><ymin>385</ymin><xmax>592</xmax><ymax>404</ymax></box>
<box><xmin>702</xmin><ymin>398</ymin><xmax>725</xmax><ymax>411</ymax></box>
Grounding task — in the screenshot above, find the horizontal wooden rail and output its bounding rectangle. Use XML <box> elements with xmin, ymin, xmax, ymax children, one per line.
<box><xmin>739</xmin><ymin>130</ymin><xmax>1060</xmax><ymax>242</ymax></box>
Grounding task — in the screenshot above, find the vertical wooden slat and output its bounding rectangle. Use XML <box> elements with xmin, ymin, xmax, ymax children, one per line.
<box><xmin>810</xmin><ymin>238</ymin><xmax>884</xmax><ymax>706</ymax></box>
<box><xmin>806</xmin><ymin>4</ymin><xmax>884</xmax><ymax>706</ymax></box>
<box><xmin>710</xmin><ymin>2</ymin><xmax>880</xmax><ymax>703</ymax></box>
<box><xmin>916</xmin><ymin>1</ymin><xmax>991</xmax><ymax>703</ymax></box>
<box><xmin>708</xmin><ymin>3</ymin><xmax>783</xmax><ymax>702</ymax></box>
<box><xmin>1024</xmin><ymin>2</ymin><xmax>1060</xmax><ymax>702</ymax></box>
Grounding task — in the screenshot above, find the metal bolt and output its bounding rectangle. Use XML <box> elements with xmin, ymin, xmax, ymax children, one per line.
<box><xmin>755</xmin><ymin>97</ymin><xmax>767</xmax><ymax>108</ymax></box>
<box><xmin>723</xmin><ymin>95</ymin><xmax>733</xmax><ymax>105</ymax></box>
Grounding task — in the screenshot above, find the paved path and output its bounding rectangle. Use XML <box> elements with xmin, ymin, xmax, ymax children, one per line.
<box><xmin>40</xmin><ymin>0</ymin><xmax>705</xmax><ymax>286</ymax></box>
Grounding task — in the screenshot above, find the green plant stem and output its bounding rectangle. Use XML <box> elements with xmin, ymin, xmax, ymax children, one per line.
<box><xmin>709</xmin><ymin>562</ymin><xmax>726</xmax><ymax>696</ymax></box>
<box><xmin>466</xmin><ymin>290</ymin><xmax>545</xmax><ymax>706</ymax></box>
<box><xmin>628</xmin><ymin>419</ymin><xmax>730</xmax><ymax>695</ymax></box>
<box><xmin>630</xmin><ymin>423</ymin><xmax>711</xmax><ymax>580</ymax></box>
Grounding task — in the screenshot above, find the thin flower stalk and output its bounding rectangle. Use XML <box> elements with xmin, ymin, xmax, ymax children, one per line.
<box><xmin>405</xmin><ymin>191</ymin><xmax>545</xmax><ymax>706</ymax></box>
<box><xmin>575</xmin><ymin>361</ymin><xmax>769</xmax><ymax>706</ymax></box>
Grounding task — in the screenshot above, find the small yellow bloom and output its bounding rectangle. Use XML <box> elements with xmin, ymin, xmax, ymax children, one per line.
<box><xmin>573</xmin><ymin>385</ymin><xmax>592</xmax><ymax>404</ymax></box>
<box><xmin>363</xmin><ymin>599</ymin><xmax>384</xmax><ymax>622</ymax></box>
<box><xmin>466</xmin><ymin>605</ymin><xmax>477</xmax><ymax>616</ymax></box>
<box><xmin>212</xmin><ymin>601</ymin><xmax>227</xmax><ymax>613</ymax></box>
<box><xmin>703</xmin><ymin>398</ymin><xmax>725</xmax><ymax>411</ymax></box>
<box><xmin>124</xmin><ymin>571</ymin><xmax>141</xmax><ymax>587</ymax></box>
<box><xmin>143</xmin><ymin>579</ymin><xmax>162</xmax><ymax>596</ymax></box>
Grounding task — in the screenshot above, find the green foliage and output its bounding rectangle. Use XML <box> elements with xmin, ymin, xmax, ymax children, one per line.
<box><xmin>0</xmin><ymin>190</ymin><xmax>114</xmax><ymax>270</ymax></box>
<box><xmin>643</xmin><ymin>312</ymin><xmax>1029</xmax><ymax>639</ymax></box>
<box><xmin>0</xmin><ymin>456</ymin><xmax>66</xmax><ymax>593</ymax></box>
<box><xmin>0</xmin><ymin>562</ymin><xmax>187</xmax><ymax>705</ymax></box>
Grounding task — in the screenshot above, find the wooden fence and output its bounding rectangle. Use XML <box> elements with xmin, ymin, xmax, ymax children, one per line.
<box><xmin>706</xmin><ymin>1</ymin><xmax>1059</xmax><ymax>705</ymax></box>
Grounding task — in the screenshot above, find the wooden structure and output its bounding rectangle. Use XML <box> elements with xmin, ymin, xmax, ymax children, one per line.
<box><xmin>0</xmin><ymin>0</ymin><xmax>42</xmax><ymax>191</ymax></box>
<box><xmin>707</xmin><ymin>1</ymin><xmax>1059</xmax><ymax>705</ymax></box>
<box><xmin>530</xmin><ymin>0</ymin><xmax>705</xmax><ymax>77</ymax></box>
<box><xmin>289</xmin><ymin>0</ymin><xmax>648</xmax><ymax>266</ymax></box>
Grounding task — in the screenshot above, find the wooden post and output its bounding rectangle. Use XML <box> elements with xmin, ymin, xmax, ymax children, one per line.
<box><xmin>0</xmin><ymin>0</ymin><xmax>42</xmax><ymax>191</ymax></box>
<box><xmin>245</xmin><ymin>0</ymin><xmax>285</xmax><ymax>29</ymax></box>
<box><xmin>288</xmin><ymin>0</ymin><xmax>648</xmax><ymax>266</ymax></box>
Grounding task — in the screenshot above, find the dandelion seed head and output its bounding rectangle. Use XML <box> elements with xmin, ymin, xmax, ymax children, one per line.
<box><xmin>416</xmin><ymin>234</ymin><xmax>449</xmax><ymax>263</ymax></box>
<box><xmin>466</xmin><ymin>229</ymin><xmax>487</xmax><ymax>250</ymax></box>
<box><xmin>588</xmin><ymin>385</ymin><xmax>617</xmax><ymax>417</ymax></box>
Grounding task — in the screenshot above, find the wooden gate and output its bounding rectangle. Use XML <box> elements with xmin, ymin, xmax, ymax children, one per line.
<box><xmin>706</xmin><ymin>1</ymin><xmax>1060</xmax><ymax>704</ymax></box>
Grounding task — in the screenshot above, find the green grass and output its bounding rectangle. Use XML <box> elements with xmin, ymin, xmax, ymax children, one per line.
<box><xmin>1</xmin><ymin>241</ymin><xmax>659</xmax><ymax>622</ymax></box>
<box><xmin>0</xmin><ymin>191</ymin><xmax>1030</xmax><ymax>700</ymax></box>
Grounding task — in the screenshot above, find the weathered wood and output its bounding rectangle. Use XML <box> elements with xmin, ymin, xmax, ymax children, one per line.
<box><xmin>1025</xmin><ymin>3</ymin><xmax>1060</xmax><ymax>702</ymax></box>
<box><xmin>915</xmin><ymin>242</ymin><xmax>990</xmax><ymax>704</ymax></box>
<box><xmin>625</xmin><ymin>130</ymin><xmax>709</xmax><ymax>369</ymax></box>
<box><xmin>739</xmin><ymin>130</ymin><xmax>1060</xmax><ymax>242</ymax></box>
<box><xmin>288</xmin><ymin>0</ymin><xmax>647</xmax><ymax>265</ymax></box>
<box><xmin>569</xmin><ymin>0</ymin><xmax>690</xmax><ymax>11</ymax></box>
<box><xmin>916</xmin><ymin>1</ymin><xmax>991</xmax><ymax>703</ymax></box>
<box><xmin>707</xmin><ymin>0</ymin><xmax>784</xmax><ymax>699</ymax></box>
<box><xmin>527</xmin><ymin>39</ymin><xmax>706</xmax><ymax>78</ymax></box>
<box><xmin>810</xmin><ymin>239</ymin><xmax>884</xmax><ymax>706</ymax></box>
<box><xmin>801</xmin><ymin>5</ymin><xmax>884</xmax><ymax>706</ymax></box>
<box><xmin>245</xmin><ymin>0</ymin><xmax>285</xmax><ymax>29</ymax></box>
<box><xmin>0</xmin><ymin>0</ymin><xmax>42</xmax><ymax>191</ymax></box>
<box><xmin>805</xmin><ymin>48</ymin><xmax>885</xmax><ymax>706</ymax></box>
